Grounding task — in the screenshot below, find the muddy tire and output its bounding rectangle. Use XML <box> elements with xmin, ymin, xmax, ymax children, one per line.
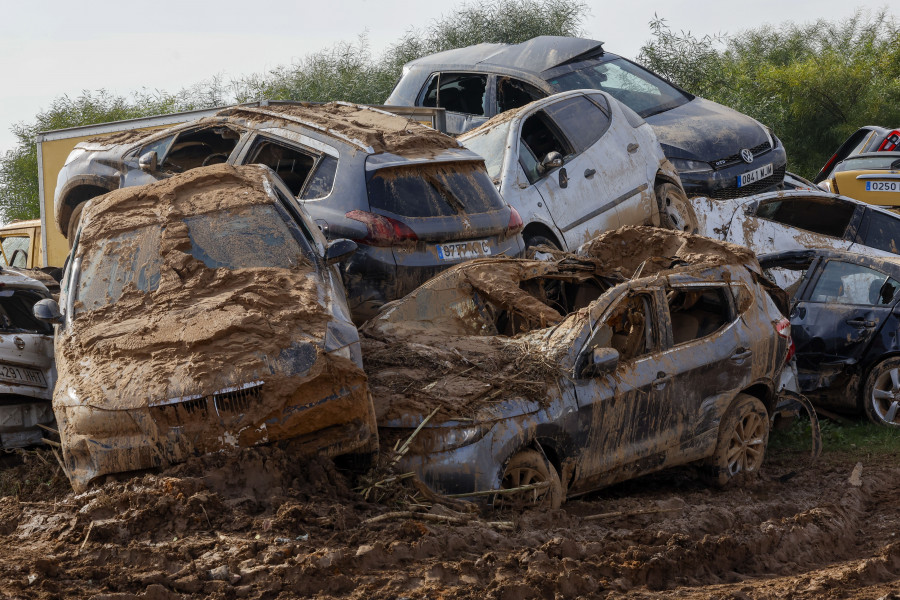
<box><xmin>655</xmin><ymin>182</ymin><xmax>698</xmax><ymax>233</ymax></box>
<box><xmin>66</xmin><ymin>202</ymin><xmax>85</xmax><ymax>244</ymax></box>
<box><xmin>494</xmin><ymin>449</ymin><xmax>562</xmax><ymax>510</ymax></box>
<box><xmin>862</xmin><ymin>357</ymin><xmax>900</xmax><ymax>428</ymax></box>
<box><xmin>524</xmin><ymin>233</ymin><xmax>560</xmax><ymax>257</ymax></box>
<box><xmin>706</xmin><ymin>393</ymin><xmax>769</xmax><ymax>487</ymax></box>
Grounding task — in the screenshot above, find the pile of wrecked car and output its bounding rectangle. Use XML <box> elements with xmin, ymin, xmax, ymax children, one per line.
<box><xmin>7</xmin><ymin>35</ymin><xmax>899</xmax><ymax>508</ymax></box>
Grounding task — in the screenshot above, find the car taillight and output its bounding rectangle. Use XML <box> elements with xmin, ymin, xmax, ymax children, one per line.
<box><xmin>775</xmin><ymin>317</ymin><xmax>794</xmax><ymax>363</ymax></box>
<box><xmin>506</xmin><ymin>205</ymin><xmax>524</xmax><ymax>235</ymax></box>
<box><xmin>879</xmin><ymin>130</ymin><xmax>900</xmax><ymax>152</ymax></box>
<box><xmin>345</xmin><ymin>210</ymin><xmax>417</xmax><ymax>247</ymax></box>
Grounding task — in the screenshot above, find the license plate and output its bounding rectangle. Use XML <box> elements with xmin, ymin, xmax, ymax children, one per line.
<box><xmin>436</xmin><ymin>239</ymin><xmax>492</xmax><ymax>261</ymax></box>
<box><xmin>737</xmin><ymin>163</ymin><xmax>774</xmax><ymax>187</ymax></box>
<box><xmin>0</xmin><ymin>363</ymin><xmax>47</xmax><ymax>388</ymax></box>
<box><xmin>866</xmin><ymin>181</ymin><xmax>900</xmax><ymax>192</ymax></box>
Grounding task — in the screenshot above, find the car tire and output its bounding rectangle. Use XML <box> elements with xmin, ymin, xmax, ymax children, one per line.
<box><xmin>67</xmin><ymin>202</ymin><xmax>85</xmax><ymax>243</ymax></box>
<box><xmin>862</xmin><ymin>357</ymin><xmax>900</xmax><ymax>428</ymax></box>
<box><xmin>705</xmin><ymin>393</ymin><xmax>769</xmax><ymax>487</ymax></box>
<box><xmin>655</xmin><ymin>182</ymin><xmax>698</xmax><ymax>233</ymax></box>
<box><xmin>524</xmin><ymin>233</ymin><xmax>560</xmax><ymax>255</ymax></box>
<box><xmin>494</xmin><ymin>449</ymin><xmax>562</xmax><ymax>510</ymax></box>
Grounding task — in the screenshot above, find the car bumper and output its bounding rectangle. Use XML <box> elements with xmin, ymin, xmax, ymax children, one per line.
<box><xmin>57</xmin><ymin>376</ymin><xmax>378</xmax><ymax>491</ymax></box>
<box><xmin>0</xmin><ymin>400</ymin><xmax>55</xmax><ymax>449</ymax></box>
<box><xmin>681</xmin><ymin>147</ymin><xmax>787</xmax><ymax>199</ymax></box>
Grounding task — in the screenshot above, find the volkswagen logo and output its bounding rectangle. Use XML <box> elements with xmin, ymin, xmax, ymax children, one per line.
<box><xmin>740</xmin><ymin>149</ymin><xmax>754</xmax><ymax>164</ymax></box>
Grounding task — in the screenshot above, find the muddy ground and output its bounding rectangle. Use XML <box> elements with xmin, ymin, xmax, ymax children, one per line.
<box><xmin>1</xmin><ymin>434</ymin><xmax>899</xmax><ymax>600</ymax></box>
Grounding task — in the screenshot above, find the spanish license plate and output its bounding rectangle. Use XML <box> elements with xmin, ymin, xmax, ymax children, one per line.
<box><xmin>0</xmin><ymin>363</ymin><xmax>47</xmax><ymax>387</ymax></box>
<box><xmin>866</xmin><ymin>181</ymin><xmax>900</xmax><ymax>192</ymax></box>
<box><xmin>737</xmin><ymin>163</ymin><xmax>774</xmax><ymax>187</ymax></box>
<box><xmin>436</xmin><ymin>239</ymin><xmax>492</xmax><ymax>261</ymax></box>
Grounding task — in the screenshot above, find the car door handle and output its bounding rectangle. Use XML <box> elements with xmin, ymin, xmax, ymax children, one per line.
<box><xmin>559</xmin><ymin>167</ymin><xmax>568</xmax><ymax>189</ymax></box>
<box><xmin>846</xmin><ymin>318</ymin><xmax>876</xmax><ymax>328</ymax></box>
<box><xmin>730</xmin><ymin>349</ymin><xmax>753</xmax><ymax>361</ymax></box>
<box><xmin>627</xmin><ymin>143</ymin><xmax>639</xmax><ymax>154</ymax></box>
<box><xmin>652</xmin><ymin>371</ymin><xmax>670</xmax><ymax>389</ymax></box>
<box><xmin>584</xmin><ymin>168</ymin><xmax>596</xmax><ymax>179</ymax></box>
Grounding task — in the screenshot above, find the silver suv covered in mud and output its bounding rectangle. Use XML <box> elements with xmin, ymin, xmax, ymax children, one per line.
<box><xmin>54</xmin><ymin>102</ymin><xmax>525</xmax><ymax>322</ymax></box>
<box><xmin>364</xmin><ymin>227</ymin><xmax>792</xmax><ymax>507</ymax></box>
<box><xmin>39</xmin><ymin>164</ymin><xmax>377</xmax><ymax>491</ymax></box>
<box><xmin>0</xmin><ymin>268</ymin><xmax>55</xmax><ymax>449</ymax></box>
<box><xmin>459</xmin><ymin>89</ymin><xmax>694</xmax><ymax>250</ymax></box>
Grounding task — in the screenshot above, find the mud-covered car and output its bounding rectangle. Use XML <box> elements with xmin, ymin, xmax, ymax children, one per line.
<box><xmin>37</xmin><ymin>164</ymin><xmax>377</xmax><ymax>491</ymax></box>
<box><xmin>760</xmin><ymin>248</ymin><xmax>900</xmax><ymax>428</ymax></box>
<box><xmin>363</xmin><ymin>227</ymin><xmax>792</xmax><ymax>507</ymax></box>
<box><xmin>386</xmin><ymin>36</ymin><xmax>787</xmax><ymax>198</ymax></box>
<box><xmin>459</xmin><ymin>89</ymin><xmax>694</xmax><ymax>251</ymax></box>
<box><xmin>692</xmin><ymin>189</ymin><xmax>900</xmax><ymax>288</ymax></box>
<box><xmin>53</xmin><ymin>102</ymin><xmax>525</xmax><ymax>322</ymax></box>
<box><xmin>0</xmin><ymin>268</ymin><xmax>55</xmax><ymax>449</ymax></box>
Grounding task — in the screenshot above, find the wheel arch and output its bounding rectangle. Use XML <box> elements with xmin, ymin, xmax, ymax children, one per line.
<box><xmin>740</xmin><ymin>381</ymin><xmax>777</xmax><ymax>415</ymax></box>
<box><xmin>522</xmin><ymin>221</ymin><xmax>563</xmax><ymax>250</ymax></box>
<box><xmin>56</xmin><ymin>179</ymin><xmax>116</xmax><ymax>238</ymax></box>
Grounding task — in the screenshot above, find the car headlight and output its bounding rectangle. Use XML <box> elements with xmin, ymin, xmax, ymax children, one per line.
<box><xmin>417</xmin><ymin>424</ymin><xmax>489</xmax><ymax>453</ymax></box>
<box><xmin>670</xmin><ymin>158</ymin><xmax>713</xmax><ymax>174</ymax></box>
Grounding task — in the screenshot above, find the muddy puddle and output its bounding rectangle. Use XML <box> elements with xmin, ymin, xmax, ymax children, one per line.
<box><xmin>1</xmin><ymin>444</ymin><xmax>899</xmax><ymax>599</ymax></box>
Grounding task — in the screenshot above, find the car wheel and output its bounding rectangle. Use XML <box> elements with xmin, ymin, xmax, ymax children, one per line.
<box><xmin>494</xmin><ymin>449</ymin><xmax>562</xmax><ymax>510</ymax></box>
<box><xmin>862</xmin><ymin>357</ymin><xmax>900</xmax><ymax>427</ymax></box>
<box><xmin>655</xmin><ymin>182</ymin><xmax>698</xmax><ymax>233</ymax></box>
<box><xmin>524</xmin><ymin>233</ymin><xmax>560</xmax><ymax>256</ymax></box>
<box><xmin>706</xmin><ymin>393</ymin><xmax>769</xmax><ymax>486</ymax></box>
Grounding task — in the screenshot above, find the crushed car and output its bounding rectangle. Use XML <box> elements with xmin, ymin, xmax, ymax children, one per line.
<box><xmin>363</xmin><ymin>226</ymin><xmax>793</xmax><ymax>508</ymax></box>
<box><xmin>760</xmin><ymin>248</ymin><xmax>900</xmax><ymax>428</ymax></box>
<box><xmin>0</xmin><ymin>267</ymin><xmax>55</xmax><ymax>449</ymax></box>
<box><xmin>385</xmin><ymin>35</ymin><xmax>787</xmax><ymax>198</ymax></box>
<box><xmin>53</xmin><ymin>102</ymin><xmax>525</xmax><ymax>322</ymax></box>
<box><xmin>691</xmin><ymin>189</ymin><xmax>900</xmax><ymax>288</ymax></box>
<box><xmin>36</xmin><ymin>164</ymin><xmax>378</xmax><ymax>491</ymax></box>
<box><xmin>459</xmin><ymin>89</ymin><xmax>695</xmax><ymax>250</ymax></box>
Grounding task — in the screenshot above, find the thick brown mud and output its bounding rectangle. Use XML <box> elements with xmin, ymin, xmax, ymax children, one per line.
<box><xmin>2</xmin><ymin>445</ymin><xmax>899</xmax><ymax>599</ymax></box>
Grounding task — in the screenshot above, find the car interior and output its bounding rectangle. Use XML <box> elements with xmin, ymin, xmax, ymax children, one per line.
<box><xmin>164</xmin><ymin>126</ymin><xmax>241</xmax><ymax>173</ymax></box>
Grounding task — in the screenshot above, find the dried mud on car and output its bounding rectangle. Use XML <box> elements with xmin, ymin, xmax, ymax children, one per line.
<box><xmin>1</xmin><ymin>445</ymin><xmax>899</xmax><ymax>599</ymax></box>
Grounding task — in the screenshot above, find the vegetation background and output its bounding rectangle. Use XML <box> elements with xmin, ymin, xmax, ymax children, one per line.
<box><xmin>1</xmin><ymin>0</ymin><xmax>898</xmax><ymax>223</ymax></box>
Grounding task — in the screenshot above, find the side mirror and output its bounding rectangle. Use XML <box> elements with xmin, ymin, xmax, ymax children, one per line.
<box><xmin>324</xmin><ymin>238</ymin><xmax>358</xmax><ymax>266</ymax></box>
<box><xmin>537</xmin><ymin>151</ymin><xmax>564</xmax><ymax>175</ymax></box>
<box><xmin>580</xmin><ymin>347</ymin><xmax>619</xmax><ymax>378</ymax></box>
<box><xmin>139</xmin><ymin>151</ymin><xmax>158</xmax><ymax>173</ymax></box>
<box><xmin>33</xmin><ymin>298</ymin><xmax>63</xmax><ymax>324</ymax></box>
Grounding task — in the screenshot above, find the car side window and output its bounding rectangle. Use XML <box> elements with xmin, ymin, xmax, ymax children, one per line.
<box><xmin>808</xmin><ymin>260</ymin><xmax>900</xmax><ymax>306</ymax></box>
<box><xmin>518</xmin><ymin>140</ymin><xmax>541</xmax><ymax>185</ymax></box>
<box><xmin>300</xmin><ymin>155</ymin><xmax>338</xmax><ymax>200</ymax></box>
<box><xmin>420</xmin><ymin>72</ymin><xmax>488</xmax><ymax>116</ymax></box>
<box><xmin>496</xmin><ymin>77</ymin><xmax>546</xmax><ymax>113</ymax></box>
<box><xmin>0</xmin><ymin>235</ymin><xmax>29</xmax><ymax>268</ymax></box>
<box><xmin>520</xmin><ymin>112</ymin><xmax>573</xmax><ymax>176</ymax></box>
<box><xmin>543</xmin><ymin>95</ymin><xmax>612</xmax><ymax>154</ymax></box>
<box><xmin>861</xmin><ymin>211</ymin><xmax>900</xmax><ymax>254</ymax></box>
<box><xmin>161</xmin><ymin>126</ymin><xmax>242</xmax><ymax>173</ymax></box>
<box><xmin>595</xmin><ymin>293</ymin><xmax>654</xmax><ymax>362</ymax></box>
<box><xmin>667</xmin><ymin>287</ymin><xmax>732</xmax><ymax>345</ymax></box>
<box><xmin>245</xmin><ymin>137</ymin><xmax>318</xmax><ymax>196</ymax></box>
<box><xmin>754</xmin><ymin>197</ymin><xmax>855</xmax><ymax>238</ymax></box>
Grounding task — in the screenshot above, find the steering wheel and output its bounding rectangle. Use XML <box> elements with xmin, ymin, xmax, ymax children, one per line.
<box><xmin>201</xmin><ymin>153</ymin><xmax>229</xmax><ymax>167</ymax></box>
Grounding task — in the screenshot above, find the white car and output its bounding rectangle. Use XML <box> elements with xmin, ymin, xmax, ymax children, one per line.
<box><xmin>692</xmin><ymin>189</ymin><xmax>900</xmax><ymax>288</ymax></box>
<box><xmin>0</xmin><ymin>268</ymin><xmax>55</xmax><ymax>449</ymax></box>
<box><xmin>459</xmin><ymin>89</ymin><xmax>695</xmax><ymax>251</ymax></box>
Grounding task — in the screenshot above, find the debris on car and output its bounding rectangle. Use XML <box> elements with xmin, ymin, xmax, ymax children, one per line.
<box><xmin>364</xmin><ymin>226</ymin><xmax>793</xmax><ymax>508</ymax></box>
<box><xmin>0</xmin><ymin>268</ymin><xmax>56</xmax><ymax>449</ymax></box>
<box><xmin>41</xmin><ymin>164</ymin><xmax>378</xmax><ymax>491</ymax></box>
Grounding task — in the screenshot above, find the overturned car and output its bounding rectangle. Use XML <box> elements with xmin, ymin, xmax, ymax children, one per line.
<box><xmin>364</xmin><ymin>227</ymin><xmax>793</xmax><ymax>508</ymax></box>
<box><xmin>40</xmin><ymin>164</ymin><xmax>377</xmax><ymax>491</ymax></box>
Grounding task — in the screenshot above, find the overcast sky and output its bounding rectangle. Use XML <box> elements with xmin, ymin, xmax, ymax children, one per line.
<box><xmin>0</xmin><ymin>0</ymin><xmax>891</xmax><ymax>154</ymax></box>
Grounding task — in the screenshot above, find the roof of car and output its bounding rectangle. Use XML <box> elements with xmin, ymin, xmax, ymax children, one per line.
<box><xmin>405</xmin><ymin>36</ymin><xmax>605</xmax><ymax>74</ymax></box>
<box><xmin>760</xmin><ymin>248</ymin><xmax>900</xmax><ymax>276</ymax></box>
<box><xmin>740</xmin><ymin>189</ymin><xmax>900</xmax><ymax>219</ymax></box>
<box><xmin>0</xmin><ymin>267</ymin><xmax>51</xmax><ymax>293</ymax></box>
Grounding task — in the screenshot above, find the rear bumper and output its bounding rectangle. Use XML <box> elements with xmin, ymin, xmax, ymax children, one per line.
<box><xmin>0</xmin><ymin>401</ymin><xmax>55</xmax><ymax>449</ymax></box>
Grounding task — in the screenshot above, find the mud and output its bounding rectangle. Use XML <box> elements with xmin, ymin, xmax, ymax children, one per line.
<box><xmin>221</xmin><ymin>103</ymin><xmax>461</xmax><ymax>157</ymax></box>
<box><xmin>1</xmin><ymin>444</ymin><xmax>899</xmax><ymax>599</ymax></box>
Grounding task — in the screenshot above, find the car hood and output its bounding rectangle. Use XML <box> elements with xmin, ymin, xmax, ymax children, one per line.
<box><xmin>647</xmin><ymin>97</ymin><xmax>770</xmax><ymax>162</ymax></box>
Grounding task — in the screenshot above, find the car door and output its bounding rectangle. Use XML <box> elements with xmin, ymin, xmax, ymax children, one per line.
<box><xmin>518</xmin><ymin>94</ymin><xmax>626</xmax><ymax>250</ymax></box>
<box><xmin>570</xmin><ymin>283</ymin><xmax>673</xmax><ymax>491</ymax></box>
<box><xmin>852</xmin><ymin>207</ymin><xmax>900</xmax><ymax>256</ymax></box>
<box><xmin>790</xmin><ymin>258</ymin><xmax>900</xmax><ymax>385</ymax></box>
<box><xmin>418</xmin><ymin>72</ymin><xmax>491</xmax><ymax>134</ymax></box>
<box><xmin>234</xmin><ymin>131</ymin><xmax>329</xmax><ymax>198</ymax></box>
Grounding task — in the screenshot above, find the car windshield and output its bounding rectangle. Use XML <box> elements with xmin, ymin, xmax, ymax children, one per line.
<box><xmin>835</xmin><ymin>155</ymin><xmax>900</xmax><ymax>172</ymax></box>
<box><xmin>367</xmin><ymin>162</ymin><xmax>504</xmax><ymax>218</ymax></box>
<box><xmin>547</xmin><ymin>58</ymin><xmax>690</xmax><ymax>118</ymax></box>
<box><xmin>460</xmin><ymin>121</ymin><xmax>514</xmax><ymax>182</ymax></box>
<box><xmin>76</xmin><ymin>205</ymin><xmax>308</xmax><ymax>314</ymax></box>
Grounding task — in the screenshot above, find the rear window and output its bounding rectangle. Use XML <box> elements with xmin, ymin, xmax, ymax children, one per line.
<box><xmin>835</xmin><ymin>155</ymin><xmax>900</xmax><ymax>172</ymax></box>
<box><xmin>366</xmin><ymin>163</ymin><xmax>504</xmax><ymax>218</ymax></box>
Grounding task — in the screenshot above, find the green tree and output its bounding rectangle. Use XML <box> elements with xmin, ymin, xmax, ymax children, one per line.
<box><xmin>638</xmin><ymin>10</ymin><xmax>900</xmax><ymax>179</ymax></box>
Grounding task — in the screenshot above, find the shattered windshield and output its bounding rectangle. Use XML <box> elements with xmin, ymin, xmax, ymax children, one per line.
<box><xmin>547</xmin><ymin>58</ymin><xmax>690</xmax><ymax>118</ymax></box>
<box><xmin>77</xmin><ymin>205</ymin><xmax>309</xmax><ymax>314</ymax></box>
<box><xmin>460</xmin><ymin>121</ymin><xmax>513</xmax><ymax>182</ymax></box>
